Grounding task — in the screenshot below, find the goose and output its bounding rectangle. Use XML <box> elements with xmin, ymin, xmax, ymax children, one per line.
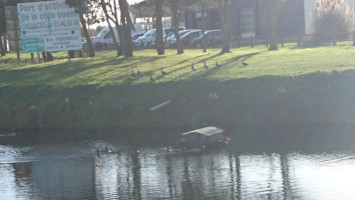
<box><xmin>161</xmin><ymin>68</ymin><xmax>168</xmax><ymax>75</ymax></box>
<box><xmin>150</xmin><ymin>75</ymin><xmax>155</xmax><ymax>82</ymax></box>
<box><xmin>203</xmin><ymin>61</ymin><xmax>209</xmax><ymax>69</ymax></box>
<box><xmin>242</xmin><ymin>61</ymin><xmax>248</xmax><ymax>66</ymax></box>
<box><xmin>216</xmin><ymin>61</ymin><xmax>221</xmax><ymax>68</ymax></box>
<box><xmin>191</xmin><ymin>63</ymin><xmax>196</xmax><ymax>71</ymax></box>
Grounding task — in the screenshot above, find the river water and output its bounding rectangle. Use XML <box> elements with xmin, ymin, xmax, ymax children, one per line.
<box><xmin>1</xmin><ymin>132</ymin><xmax>355</xmax><ymax>200</ymax></box>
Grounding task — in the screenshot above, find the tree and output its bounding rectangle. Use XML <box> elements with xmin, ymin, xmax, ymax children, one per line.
<box><xmin>218</xmin><ymin>0</ymin><xmax>231</xmax><ymax>53</ymax></box>
<box><xmin>259</xmin><ymin>0</ymin><xmax>286</xmax><ymax>51</ymax></box>
<box><xmin>190</xmin><ymin>0</ymin><xmax>217</xmax><ymax>53</ymax></box>
<box><xmin>155</xmin><ymin>0</ymin><xmax>164</xmax><ymax>55</ymax></box>
<box><xmin>0</xmin><ymin>1</ymin><xmax>6</xmax><ymax>56</ymax></box>
<box><xmin>100</xmin><ymin>0</ymin><xmax>134</xmax><ymax>57</ymax></box>
<box><xmin>100</xmin><ymin>0</ymin><xmax>122</xmax><ymax>56</ymax></box>
<box><xmin>311</xmin><ymin>0</ymin><xmax>353</xmax><ymax>43</ymax></box>
<box><xmin>65</xmin><ymin>0</ymin><xmax>96</xmax><ymax>57</ymax></box>
<box><xmin>169</xmin><ymin>0</ymin><xmax>184</xmax><ymax>54</ymax></box>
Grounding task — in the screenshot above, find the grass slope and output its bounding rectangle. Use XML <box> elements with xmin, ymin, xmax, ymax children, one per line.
<box><xmin>1</xmin><ymin>44</ymin><xmax>355</xmax><ymax>139</ymax></box>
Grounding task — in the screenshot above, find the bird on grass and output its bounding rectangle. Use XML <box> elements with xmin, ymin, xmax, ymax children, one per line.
<box><xmin>150</xmin><ymin>75</ymin><xmax>156</xmax><ymax>82</ymax></box>
<box><xmin>216</xmin><ymin>61</ymin><xmax>221</xmax><ymax>68</ymax></box>
<box><xmin>161</xmin><ymin>68</ymin><xmax>168</xmax><ymax>75</ymax></box>
<box><xmin>203</xmin><ymin>61</ymin><xmax>209</xmax><ymax>69</ymax></box>
<box><xmin>131</xmin><ymin>70</ymin><xmax>137</xmax><ymax>77</ymax></box>
<box><xmin>242</xmin><ymin>61</ymin><xmax>248</xmax><ymax>66</ymax></box>
<box><xmin>191</xmin><ymin>63</ymin><xmax>196</xmax><ymax>71</ymax></box>
<box><xmin>137</xmin><ymin>70</ymin><xmax>144</xmax><ymax>77</ymax></box>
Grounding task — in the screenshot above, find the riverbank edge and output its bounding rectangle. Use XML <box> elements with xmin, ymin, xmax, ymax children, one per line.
<box><xmin>1</xmin><ymin>70</ymin><xmax>355</xmax><ymax>140</ymax></box>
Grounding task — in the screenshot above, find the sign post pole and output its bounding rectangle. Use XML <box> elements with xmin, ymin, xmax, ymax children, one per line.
<box><xmin>37</xmin><ymin>52</ymin><xmax>40</xmax><ymax>64</ymax></box>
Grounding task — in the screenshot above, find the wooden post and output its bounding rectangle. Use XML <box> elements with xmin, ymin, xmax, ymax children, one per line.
<box><xmin>36</xmin><ymin>52</ymin><xmax>40</xmax><ymax>64</ymax></box>
<box><xmin>31</xmin><ymin>53</ymin><xmax>34</xmax><ymax>64</ymax></box>
<box><xmin>281</xmin><ymin>37</ymin><xmax>284</xmax><ymax>47</ymax></box>
<box><xmin>250</xmin><ymin>36</ymin><xmax>254</xmax><ymax>48</ymax></box>
<box><xmin>67</xmin><ymin>51</ymin><xmax>70</xmax><ymax>62</ymax></box>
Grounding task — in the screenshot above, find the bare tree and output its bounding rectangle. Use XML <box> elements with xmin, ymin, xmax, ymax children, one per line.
<box><xmin>218</xmin><ymin>0</ymin><xmax>231</xmax><ymax>53</ymax></box>
<box><xmin>156</xmin><ymin>0</ymin><xmax>164</xmax><ymax>55</ymax></box>
<box><xmin>259</xmin><ymin>0</ymin><xmax>286</xmax><ymax>51</ymax></box>
<box><xmin>100</xmin><ymin>0</ymin><xmax>122</xmax><ymax>56</ymax></box>
<box><xmin>101</xmin><ymin>0</ymin><xmax>134</xmax><ymax>57</ymax></box>
<box><xmin>65</xmin><ymin>0</ymin><xmax>96</xmax><ymax>57</ymax></box>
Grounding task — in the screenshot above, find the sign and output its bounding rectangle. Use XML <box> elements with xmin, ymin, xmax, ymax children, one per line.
<box><xmin>17</xmin><ymin>0</ymin><xmax>82</xmax><ymax>53</ymax></box>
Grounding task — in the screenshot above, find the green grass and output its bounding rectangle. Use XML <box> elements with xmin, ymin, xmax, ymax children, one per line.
<box><xmin>2</xmin><ymin>44</ymin><xmax>355</xmax><ymax>140</ymax></box>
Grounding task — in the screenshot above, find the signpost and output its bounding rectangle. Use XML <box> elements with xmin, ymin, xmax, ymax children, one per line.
<box><xmin>17</xmin><ymin>0</ymin><xmax>82</xmax><ymax>56</ymax></box>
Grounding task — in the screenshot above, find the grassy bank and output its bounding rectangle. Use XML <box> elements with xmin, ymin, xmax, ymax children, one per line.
<box><xmin>1</xmin><ymin>44</ymin><xmax>355</xmax><ymax>139</ymax></box>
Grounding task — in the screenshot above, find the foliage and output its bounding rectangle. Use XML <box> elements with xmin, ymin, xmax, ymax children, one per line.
<box><xmin>311</xmin><ymin>0</ymin><xmax>353</xmax><ymax>43</ymax></box>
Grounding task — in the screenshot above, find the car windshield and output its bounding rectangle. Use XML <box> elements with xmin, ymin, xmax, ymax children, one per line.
<box><xmin>143</xmin><ymin>29</ymin><xmax>156</xmax><ymax>37</ymax></box>
<box><xmin>96</xmin><ymin>30</ymin><xmax>108</xmax><ymax>39</ymax></box>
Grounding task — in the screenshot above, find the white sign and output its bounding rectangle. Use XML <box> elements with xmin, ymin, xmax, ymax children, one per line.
<box><xmin>17</xmin><ymin>0</ymin><xmax>82</xmax><ymax>53</ymax></box>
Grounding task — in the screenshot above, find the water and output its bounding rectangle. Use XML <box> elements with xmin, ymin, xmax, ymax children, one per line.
<box><xmin>1</xmin><ymin>138</ymin><xmax>355</xmax><ymax>200</ymax></box>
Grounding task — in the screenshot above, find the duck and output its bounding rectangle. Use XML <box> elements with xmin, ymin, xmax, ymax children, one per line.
<box><xmin>203</xmin><ymin>61</ymin><xmax>209</xmax><ymax>69</ymax></box>
<box><xmin>191</xmin><ymin>63</ymin><xmax>196</xmax><ymax>71</ymax></box>
<box><xmin>137</xmin><ymin>70</ymin><xmax>144</xmax><ymax>77</ymax></box>
<box><xmin>161</xmin><ymin>68</ymin><xmax>168</xmax><ymax>75</ymax></box>
<box><xmin>150</xmin><ymin>75</ymin><xmax>155</xmax><ymax>82</ymax></box>
<box><xmin>216</xmin><ymin>61</ymin><xmax>221</xmax><ymax>68</ymax></box>
<box><xmin>242</xmin><ymin>61</ymin><xmax>248</xmax><ymax>66</ymax></box>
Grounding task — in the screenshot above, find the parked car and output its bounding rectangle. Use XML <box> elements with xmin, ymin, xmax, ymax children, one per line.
<box><xmin>190</xmin><ymin>29</ymin><xmax>223</xmax><ymax>47</ymax></box>
<box><xmin>131</xmin><ymin>32</ymin><xmax>145</xmax><ymax>41</ymax></box>
<box><xmin>134</xmin><ymin>26</ymin><xmax>186</xmax><ymax>47</ymax></box>
<box><xmin>179</xmin><ymin>30</ymin><xmax>202</xmax><ymax>46</ymax></box>
<box><xmin>166</xmin><ymin>29</ymin><xmax>196</xmax><ymax>46</ymax></box>
<box><xmin>92</xmin><ymin>25</ymin><xmax>143</xmax><ymax>49</ymax></box>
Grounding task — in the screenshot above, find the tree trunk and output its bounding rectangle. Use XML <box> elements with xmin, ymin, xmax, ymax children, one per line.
<box><xmin>46</xmin><ymin>52</ymin><xmax>54</xmax><ymax>61</ymax></box>
<box><xmin>171</xmin><ymin>0</ymin><xmax>183</xmax><ymax>54</ymax></box>
<box><xmin>119</xmin><ymin>0</ymin><xmax>133</xmax><ymax>57</ymax></box>
<box><xmin>0</xmin><ymin>33</ymin><xmax>4</xmax><ymax>56</ymax></box>
<box><xmin>101</xmin><ymin>0</ymin><xmax>121</xmax><ymax>56</ymax></box>
<box><xmin>79</xmin><ymin>14</ymin><xmax>95</xmax><ymax>57</ymax></box>
<box><xmin>3</xmin><ymin>34</ymin><xmax>7</xmax><ymax>53</ymax></box>
<box><xmin>155</xmin><ymin>0</ymin><xmax>164</xmax><ymax>55</ymax></box>
<box><xmin>201</xmin><ymin>4</ymin><xmax>207</xmax><ymax>53</ymax></box>
<box><xmin>220</xmin><ymin>0</ymin><xmax>231</xmax><ymax>54</ymax></box>
<box><xmin>42</xmin><ymin>52</ymin><xmax>47</xmax><ymax>62</ymax></box>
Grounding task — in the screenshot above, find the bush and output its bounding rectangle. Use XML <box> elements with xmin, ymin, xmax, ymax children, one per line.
<box><xmin>311</xmin><ymin>0</ymin><xmax>353</xmax><ymax>43</ymax></box>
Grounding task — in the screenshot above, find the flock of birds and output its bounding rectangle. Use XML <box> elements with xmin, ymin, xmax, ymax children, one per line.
<box><xmin>128</xmin><ymin>61</ymin><xmax>248</xmax><ymax>82</ymax></box>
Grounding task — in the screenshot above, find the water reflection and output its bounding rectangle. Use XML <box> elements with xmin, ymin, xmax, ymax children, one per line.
<box><xmin>1</xmin><ymin>143</ymin><xmax>355</xmax><ymax>200</ymax></box>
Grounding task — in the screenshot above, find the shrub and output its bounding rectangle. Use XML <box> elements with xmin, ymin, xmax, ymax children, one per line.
<box><xmin>311</xmin><ymin>0</ymin><xmax>353</xmax><ymax>43</ymax></box>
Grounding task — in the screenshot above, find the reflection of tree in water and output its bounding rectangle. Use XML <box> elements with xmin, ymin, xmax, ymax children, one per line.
<box><xmin>165</xmin><ymin>154</ymin><xmax>177</xmax><ymax>199</ymax></box>
<box><xmin>229</xmin><ymin>153</ymin><xmax>241</xmax><ymax>200</ymax></box>
<box><xmin>280</xmin><ymin>153</ymin><xmax>293</xmax><ymax>200</ymax></box>
<box><xmin>181</xmin><ymin>156</ymin><xmax>194</xmax><ymax>199</ymax></box>
<box><xmin>11</xmin><ymin>162</ymin><xmax>35</xmax><ymax>199</ymax></box>
<box><xmin>131</xmin><ymin>149</ymin><xmax>142</xmax><ymax>200</ymax></box>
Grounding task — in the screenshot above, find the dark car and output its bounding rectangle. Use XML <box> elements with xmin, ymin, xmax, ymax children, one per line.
<box><xmin>179</xmin><ymin>30</ymin><xmax>202</xmax><ymax>46</ymax></box>
<box><xmin>190</xmin><ymin>29</ymin><xmax>222</xmax><ymax>47</ymax></box>
<box><xmin>132</xmin><ymin>32</ymin><xmax>145</xmax><ymax>41</ymax></box>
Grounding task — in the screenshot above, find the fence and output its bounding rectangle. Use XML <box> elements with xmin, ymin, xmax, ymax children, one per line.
<box><xmin>230</xmin><ymin>31</ymin><xmax>355</xmax><ymax>49</ymax></box>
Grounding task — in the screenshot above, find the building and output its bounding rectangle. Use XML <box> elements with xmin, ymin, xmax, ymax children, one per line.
<box><xmin>186</xmin><ymin>0</ymin><xmax>305</xmax><ymax>39</ymax></box>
